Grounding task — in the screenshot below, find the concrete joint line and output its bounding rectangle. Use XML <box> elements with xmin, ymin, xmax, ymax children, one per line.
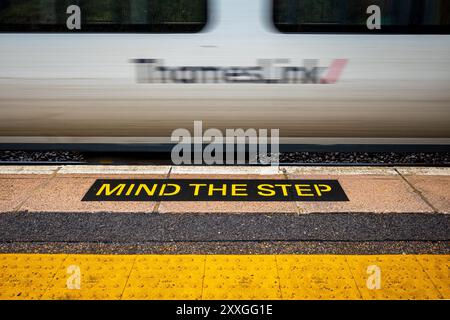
<box><xmin>395</xmin><ymin>168</ymin><xmax>439</xmax><ymax>213</ymax></box>
<box><xmin>12</xmin><ymin>166</ymin><xmax>62</xmax><ymax>213</ymax></box>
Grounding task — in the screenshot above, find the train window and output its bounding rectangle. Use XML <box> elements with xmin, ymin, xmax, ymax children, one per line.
<box><xmin>0</xmin><ymin>0</ymin><xmax>207</xmax><ymax>32</ymax></box>
<box><xmin>273</xmin><ymin>0</ymin><xmax>450</xmax><ymax>33</ymax></box>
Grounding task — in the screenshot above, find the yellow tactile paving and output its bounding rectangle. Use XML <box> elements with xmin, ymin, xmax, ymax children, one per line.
<box><xmin>122</xmin><ymin>255</ymin><xmax>205</xmax><ymax>300</ymax></box>
<box><xmin>0</xmin><ymin>254</ymin><xmax>448</xmax><ymax>300</ymax></box>
<box><xmin>203</xmin><ymin>256</ymin><xmax>281</xmax><ymax>300</ymax></box>
<box><xmin>416</xmin><ymin>255</ymin><xmax>450</xmax><ymax>299</ymax></box>
<box><xmin>0</xmin><ymin>254</ymin><xmax>65</xmax><ymax>300</ymax></box>
<box><xmin>346</xmin><ymin>255</ymin><xmax>443</xmax><ymax>300</ymax></box>
<box><xmin>41</xmin><ymin>255</ymin><xmax>135</xmax><ymax>300</ymax></box>
<box><xmin>277</xmin><ymin>255</ymin><xmax>361</xmax><ymax>300</ymax></box>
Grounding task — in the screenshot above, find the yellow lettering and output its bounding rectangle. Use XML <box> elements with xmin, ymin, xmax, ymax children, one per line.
<box><xmin>314</xmin><ymin>184</ymin><xmax>332</xmax><ymax>196</ymax></box>
<box><xmin>189</xmin><ymin>183</ymin><xmax>207</xmax><ymax>196</ymax></box>
<box><xmin>96</xmin><ymin>184</ymin><xmax>126</xmax><ymax>196</ymax></box>
<box><xmin>135</xmin><ymin>184</ymin><xmax>157</xmax><ymax>196</ymax></box>
<box><xmin>160</xmin><ymin>184</ymin><xmax>181</xmax><ymax>196</ymax></box>
<box><xmin>257</xmin><ymin>184</ymin><xmax>276</xmax><ymax>197</ymax></box>
<box><xmin>295</xmin><ymin>184</ymin><xmax>314</xmax><ymax>197</ymax></box>
<box><xmin>231</xmin><ymin>184</ymin><xmax>248</xmax><ymax>196</ymax></box>
<box><xmin>125</xmin><ymin>184</ymin><xmax>135</xmax><ymax>196</ymax></box>
<box><xmin>208</xmin><ymin>184</ymin><xmax>227</xmax><ymax>196</ymax></box>
<box><xmin>274</xmin><ymin>184</ymin><xmax>292</xmax><ymax>196</ymax></box>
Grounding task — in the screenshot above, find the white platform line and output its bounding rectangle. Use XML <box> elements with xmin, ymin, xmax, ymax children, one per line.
<box><xmin>169</xmin><ymin>166</ymin><xmax>283</xmax><ymax>175</ymax></box>
<box><xmin>57</xmin><ymin>165</ymin><xmax>171</xmax><ymax>175</ymax></box>
<box><xmin>282</xmin><ymin>166</ymin><xmax>399</xmax><ymax>175</ymax></box>
<box><xmin>0</xmin><ymin>166</ymin><xmax>60</xmax><ymax>175</ymax></box>
<box><xmin>2</xmin><ymin>165</ymin><xmax>447</xmax><ymax>176</ymax></box>
<box><xmin>396</xmin><ymin>167</ymin><xmax>450</xmax><ymax>176</ymax></box>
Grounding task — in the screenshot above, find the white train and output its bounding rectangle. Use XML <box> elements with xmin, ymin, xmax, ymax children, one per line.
<box><xmin>0</xmin><ymin>0</ymin><xmax>449</xmax><ymax>150</ymax></box>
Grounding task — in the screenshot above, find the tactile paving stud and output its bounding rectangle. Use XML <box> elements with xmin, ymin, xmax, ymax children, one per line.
<box><xmin>346</xmin><ymin>255</ymin><xmax>442</xmax><ymax>300</ymax></box>
<box><xmin>122</xmin><ymin>255</ymin><xmax>205</xmax><ymax>300</ymax></box>
<box><xmin>202</xmin><ymin>255</ymin><xmax>281</xmax><ymax>300</ymax></box>
<box><xmin>276</xmin><ymin>255</ymin><xmax>362</xmax><ymax>300</ymax></box>
<box><xmin>416</xmin><ymin>255</ymin><xmax>449</xmax><ymax>299</ymax></box>
<box><xmin>41</xmin><ymin>255</ymin><xmax>135</xmax><ymax>300</ymax></box>
<box><xmin>0</xmin><ymin>254</ymin><xmax>66</xmax><ymax>300</ymax></box>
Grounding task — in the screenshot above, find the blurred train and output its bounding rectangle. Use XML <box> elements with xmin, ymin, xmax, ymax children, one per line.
<box><xmin>0</xmin><ymin>0</ymin><xmax>449</xmax><ymax>151</ymax></box>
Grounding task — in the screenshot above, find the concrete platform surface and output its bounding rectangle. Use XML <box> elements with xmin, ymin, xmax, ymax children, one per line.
<box><xmin>0</xmin><ymin>165</ymin><xmax>448</xmax><ymax>214</ymax></box>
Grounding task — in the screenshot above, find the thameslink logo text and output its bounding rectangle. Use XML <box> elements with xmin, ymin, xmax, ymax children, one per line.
<box><xmin>132</xmin><ymin>58</ymin><xmax>347</xmax><ymax>84</ymax></box>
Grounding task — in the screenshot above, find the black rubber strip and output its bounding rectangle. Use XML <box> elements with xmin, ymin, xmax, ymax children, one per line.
<box><xmin>0</xmin><ymin>212</ymin><xmax>448</xmax><ymax>243</ymax></box>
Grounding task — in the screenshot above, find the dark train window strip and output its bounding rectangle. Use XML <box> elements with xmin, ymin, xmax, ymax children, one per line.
<box><xmin>0</xmin><ymin>0</ymin><xmax>207</xmax><ymax>33</ymax></box>
<box><xmin>275</xmin><ymin>24</ymin><xmax>450</xmax><ymax>35</ymax></box>
<box><xmin>273</xmin><ymin>0</ymin><xmax>450</xmax><ymax>34</ymax></box>
<box><xmin>0</xmin><ymin>23</ymin><xmax>205</xmax><ymax>33</ymax></box>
